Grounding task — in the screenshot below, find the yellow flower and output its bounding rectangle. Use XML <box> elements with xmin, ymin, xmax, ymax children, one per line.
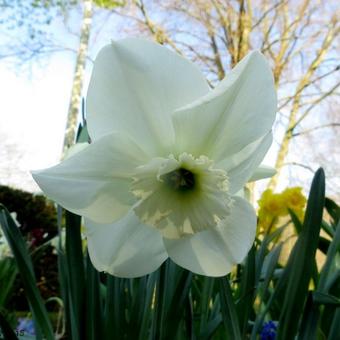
<box><xmin>258</xmin><ymin>189</ymin><xmax>286</xmax><ymax>217</ymax></box>
<box><xmin>257</xmin><ymin>187</ymin><xmax>307</xmax><ymax>234</ymax></box>
<box><xmin>258</xmin><ymin>189</ymin><xmax>286</xmax><ymax>233</ymax></box>
<box><xmin>281</xmin><ymin>187</ymin><xmax>306</xmax><ymax>220</ymax></box>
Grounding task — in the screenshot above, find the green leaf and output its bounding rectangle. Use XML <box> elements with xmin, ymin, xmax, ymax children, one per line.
<box><xmin>153</xmin><ymin>261</ymin><xmax>168</xmax><ymax>339</ymax></box>
<box><xmin>104</xmin><ymin>276</ymin><xmax>122</xmax><ymax>339</ymax></box>
<box><xmin>298</xmin><ymin>293</ymin><xmax>320</xmax><ymax>340</ymax></box>
<box><xmin>0</xmin><ymin>205</ymin><xmax>54</xmax><ymax>340</ymax></box>
<box><xmin>184</xmin><ymin>293</ymin><xmax>194</xmax><ymax>340</ymax></box>
<box><xmin>86</xmin><ymin>252</ymin><xmax>103</xmax><ymax>340</ymax></box>
<box><xmin>250</xmin><ymin>243</ymin><xmax>282</xmax><ymax>340</ymax></box>
<box><xmin>162</xmin><ymin>263</ymin><xmax>193</xmax><ymax>340</ymax></box>
<box><xmin>0</xmin><ymin>257</ymin><xmax>18</xmax><ymax>307</ymax></box>
<box><xmin>324</xmin><ymin>198</ymin><xmax>339</xmax><ymax>225</ymax></box>
<box><xmin>276</xmin><ymin>168</ymin><xmax>325</xmax><ymax>340</ymax></box>
<box><xmin>64</xmin><ymin>210</ymin><xmax>86</xmax><ymax>339</ymax></box>
<box><xmin>236</xmin><ymin>245</ymin><xmax>256</xmax><ymax>338</ymax></box>
<box><xmin>56</xmin><ymin>207</ymin><xmax>71</xmax><ymax>338</ymax></box>
<box><xmin>313</xmin><ymin>292</ymin><xmax>340</xmax><ymax>306</ymax></box>
<box><xmin>289</xmin><ymin>208</ymin><xmax>303</xmax><ymax>234</ymax></box>
<box><xmin>318</xmin><ymin>219</ymin><xmax>340</xmax><ymax>292</ymax></box>
<box><xmin>328</xmin><ymin>308</ymin><xmax>340</xmax><ymax>340</ymax></box>
<box><xmin>138</xmin><ymin>273</ymin><xmax>158</xmax><ymax>340</ymax></box>
<box><xmin>127</xmin><ymin>277</ymin><xmax>147</xmax><ymax>338</ymax></box>
<box><xmin>76</xmin><ymin>123</ymin><xmax>90</xmax><ymax>144</ymax></box>
<box><xmin>255</xmin><ymin>225</ymin><xmax>286</xmax><ymax>284</ymax></box>
<box><xmin>198</xmin><ymin>277</ymin><xmax>216</xmax><ymax>335</ymax></box>
<box><xmin>218</xmin><ymin>276</ymin><xmax>241</xmax><ymax>340</ymax></box>
<box><xmin>318</xmin><ymin>236</ymin><xmax>331</xmax><ymax>255</ymax></box>
<box><xmin>0</xmin><ymin>310</ymin><xmax>18</xmax><ymax>340</ymax></box>
<box><xmin>321</xmin><ymin>220</ymin><xmax>335</xmax><ymax>238</ymax></box>
<box><xmin>199</xmin><ymin>314</ymin><xmax>222</xmax><ymax>339</ymax></box>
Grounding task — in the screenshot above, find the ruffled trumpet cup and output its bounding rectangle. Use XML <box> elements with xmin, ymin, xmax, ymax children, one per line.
<box><xmin>32</xmin><ymin>38</ymin><xmax>277</xmax><ymax>277</ymax></box>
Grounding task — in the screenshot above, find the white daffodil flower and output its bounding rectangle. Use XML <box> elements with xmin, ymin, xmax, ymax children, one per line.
<box><xmin>32</xmin><ymin>38</ymin><xmax>277</xmax><ymax>277</ymax></box>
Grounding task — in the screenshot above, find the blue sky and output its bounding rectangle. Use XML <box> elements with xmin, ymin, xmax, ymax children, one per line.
<box><xmin>0</xmin><ymin>6</ymin><xmax>112</xmax><ymax>191</ymax></box>
<box><xmin>0</xmin><ymin>54</ymin><xmax>74</xmax><ymax>191</ymax></box>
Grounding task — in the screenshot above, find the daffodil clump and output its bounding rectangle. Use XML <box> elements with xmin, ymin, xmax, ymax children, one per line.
<box><xmin>258</xmin><ymin>187</ymin><xmax>307</xmax><ymax>233</ymax></box>
<box><xmin>33</xmin><ymin>38</ymin><xmax>277</xmax><ymax>277</ymax></box>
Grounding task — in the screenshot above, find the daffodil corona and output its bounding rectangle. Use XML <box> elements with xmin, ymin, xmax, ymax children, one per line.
<box><xmin>32</xmin><ymin>38</ymin><xmax>277</xmax><ymax>277</ymax></box>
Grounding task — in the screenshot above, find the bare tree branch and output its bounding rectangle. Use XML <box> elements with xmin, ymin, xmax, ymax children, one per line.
<box><xmin>292</xmin><ymin>123</ymin><xmax>340</xmax><ymax>137</ymax></box>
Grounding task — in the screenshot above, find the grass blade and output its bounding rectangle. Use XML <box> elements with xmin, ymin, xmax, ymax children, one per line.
<box><xmin>104</xmin><ymin>276</ymin><xmax>124</xmax><ymax>339</ymax></box>
<box><xmin>0</xmin><ymin>205</ymin><xmax>54</xmax><ymax>340</ymax></box>
<box><xmin>318</xmin><ymin>220</ymin><xmax>340</xmax><ymax>292</ymax></box>
<box><xmin>64</xmin><ymin>210</ymin><xmax>85</xmax><ymax>339</ymax></box>
<box><xmin>138</xmin><ymin>272</ymin><xmax>157</xmax><ymax>340</ymax></box>
<box><xmin>86</xmin><ymin>252</ymin><xmax>102</xmax><ymax>340</ymax></box>
<box><xmin>277</xmin><ymin>168</ymin><xmax>325</xmax><ymax>339</ymax></box>
<box><xmin>298</xmin><ymin>293</ymin><xmax>319</xmax><ymax>340</ymax></box>
<box><xmin>328</xmin><ymin>308</ymin><xmax>340</xmax><ymax>340</ymax></box>
<box><xmin>0</xmin><ymin>310</ymin><xmax>18</xmax><ymax>340</ymax></box>
<box><xmin>218</xmin><ymin>276</ymin><xmax>241</xmax><ymax>339</ymax></box>
<box><xmin>250</xmin><ymin>243</ymin><xmax>282</xmax><ymax>339</ymax></box>
<box><xmin>236</xmin><ymin>246</ymin><xmax>256</xmax><ymax>338</ymax></box>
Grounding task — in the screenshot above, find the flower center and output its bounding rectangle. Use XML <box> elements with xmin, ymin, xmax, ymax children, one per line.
<box><xmin>163</xmin><ymin>167</ymin><xmax>195</xmax><ymax>192</ymax></box>
<box><xmin>131</xmin><ymin>153</ymin><xmax>232</xmax><ymax>239</ymax></box>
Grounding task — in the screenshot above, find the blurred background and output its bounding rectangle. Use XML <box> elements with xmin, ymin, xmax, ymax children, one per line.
<box><xmin>0</xmin><ymin>0</ymin><xmax>339</xmax><ymax>199</ymax></box>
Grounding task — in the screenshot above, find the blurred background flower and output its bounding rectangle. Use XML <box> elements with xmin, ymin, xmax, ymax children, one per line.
<box><xmin>17</xmin><ymin>317</ymin><xmax>36</xmax><ymax>336</ymax></box>
<box><xmin>260</xmin><ymin>320</ymin><xmax>277</xmax><ymax>340</ymax></box>
<box><xmin>258</xmin><ymin>186</ymin><xmax>307</xmax><ymax>234</ymax></box>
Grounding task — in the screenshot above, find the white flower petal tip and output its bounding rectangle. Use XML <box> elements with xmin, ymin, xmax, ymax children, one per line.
<box><xmin>172</xmin><ymin>49</ymin><xmax>277</xmax><ymax>160</ymax></box>
<box><xmin>163</xmin><ymin>196</ymin><xmax>256</xmax><ymax>277</ymax></box>
<box><xmin>249</xmin><ymin>165</ymin><xmax>277</xmax><ymax>182</ymax></box>
<box><xmin>85</xmin><ymin>211</ymin><xmax>168</xmax><ymax>278</ymax></box>
<box><xmin>32</xmin><ymin>132</ymin><xmax>149</xmax><ymax>223</ymax></box>
<box><xmin>63</xmin><ymin>143</ymin><xmax>89</xmax><ymax>160</ymax></box>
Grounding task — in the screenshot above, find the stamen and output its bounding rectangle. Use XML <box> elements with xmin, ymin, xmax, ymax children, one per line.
<box><xmin>162</xmin><ymin>168</ymin><xmax>195</xmax><ymax>191</ymax></box>
<box><xmin>131</xmin><ymin>153</ymin><xmax>232</xmax><ymax>239</ymax></box>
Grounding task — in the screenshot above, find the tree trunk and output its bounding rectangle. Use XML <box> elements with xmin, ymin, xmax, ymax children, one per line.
<box><xmin>62</xmin><ymin>0</ymin><xmax>93</xmax><ymax>154</ymax></box>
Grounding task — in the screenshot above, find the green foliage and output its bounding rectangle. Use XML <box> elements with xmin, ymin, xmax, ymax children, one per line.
<box><xmin>0</xmin><ymin>310</ymin><xmax>18</xmax><ymax>340</ymax></box>
<box><xmin>0</xmin><ymin>257</ymin><xmax>18</xmax><ymax>308</ymax></box>
<box><xmin>0</xmin><ymin>169</ymin><xmax>339</xmax><ymax>339</ymax></box>
<box><xmin>0</xmin><ymin>185</ymin><xmax>57</xmax><ymax>239</ymax></box>
<box><xmin>0</xmin><ymin>205</ymin><xmax>54</xmax><ymax>340</ymax></box>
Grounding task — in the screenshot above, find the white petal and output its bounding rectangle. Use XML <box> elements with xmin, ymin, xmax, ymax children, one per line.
<box><xmin>87</xmin><ymin>38</ymin><xmax>210</xmax><ymax>155</ymax></box>
<box><xmin>63</xmin><ymin>143</ymin><xmax>89</xmax><ymax>159</ymax></box>
<box><xmin>32</xmin><ymin>133</ymin><xmax>148</xmax><ymax>223</ymax></box>
<box><xmin>249</xmin><ymin>165</ymin><xmax>276</xmax><ymax>182</ymax></box>
<box><xmin>85</xmin><ymin>211</ymin><xmax>168</xmax><ymax>278</ymax></box>
<box><xmin>163</xmin><ymin>196</ymin><xmax>256</xmax><ymax>276</ymax></box>
<box><xmin>172</xmin><ymin>51</ymin><xmax>277</xmax><ymax>160</ymax></box>
<box><xmin>217</xmin><ymin>132</ymin><xmax>273</xmax><ymax>194</ymax></box>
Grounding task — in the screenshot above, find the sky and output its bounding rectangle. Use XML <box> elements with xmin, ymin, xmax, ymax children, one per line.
<box><xmin>0</xmin><ymin>55</ymin><xmax>74</xmax><ymax>192</ymax></box>
<box><xmin>0</xmin><ymin>6</ymin><xmax>139</xmax><ymax>192</ymax></box>
<box><xmin>0</xmin><ymin>6</ymin><xmax>99</xmax><ymax>192</ymax></box>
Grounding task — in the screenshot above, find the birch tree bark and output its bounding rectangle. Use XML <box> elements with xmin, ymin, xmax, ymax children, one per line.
<box><xmin>62</xmin><ymin>0</ymin><xmax>93</xmax><ymax>154</ymax></box>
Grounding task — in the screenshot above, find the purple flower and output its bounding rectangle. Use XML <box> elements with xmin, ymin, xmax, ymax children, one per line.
<box><xmin>260</xmin><ymin>320</ymin><xmax>277</xmax><ymax>340</ymax></box>
<box><xmin>17</xmin><ymin>318</ymin><xmax>36</xmax><ymax>336</ymax></box>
